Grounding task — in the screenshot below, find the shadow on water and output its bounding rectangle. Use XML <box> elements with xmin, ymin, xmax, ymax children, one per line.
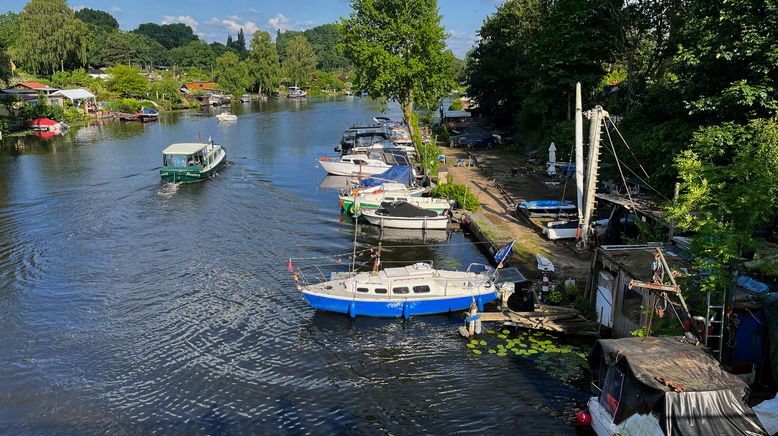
<box><xmin>0</xmin><ymin>97</ymin><xmax>586</xmax><ymax>433</ymax></box>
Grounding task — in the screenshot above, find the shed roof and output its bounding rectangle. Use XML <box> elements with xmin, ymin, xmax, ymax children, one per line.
<box><xmin>597</xmin><ymin>244</ymin><xmax>689</xmax><ymax>282</ymax></box>
<box><xmin>51</xmin><ymin>88</ymin><xmax>96</xmax><ymax>101</ymax></box>
<box><xmin>162</xmin><ymin>143</ymin><xmax>209</xmax><ymax>155</ymax></box>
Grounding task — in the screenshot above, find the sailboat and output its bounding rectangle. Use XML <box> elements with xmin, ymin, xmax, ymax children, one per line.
<box><xmin>543</xmin><ymin>83</ymin><xmax>610</xmax><ymax>244</ymax></box>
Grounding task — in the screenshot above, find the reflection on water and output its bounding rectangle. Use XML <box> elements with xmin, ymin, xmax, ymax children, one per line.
<box><xmin>0</xmin><ymin>98</ymin><xmax>584</xmax><ymax>433</ymax></box>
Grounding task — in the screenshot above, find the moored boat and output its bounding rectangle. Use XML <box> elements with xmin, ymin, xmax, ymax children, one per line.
<box><xmin>216</xmin><ymin>111</ymin><xmax>237</xmax><ymax>122</ymax></box>
<box><xmin>341</xmin><ymin>189</ymin><xmax>450</xmax><ymax>214</ymax></box>
<box><xmin>319</xmin><ymin>154</ymin><xmax>396</xmax><ymax>177</ymax></box>
<box><xmin>298</xmin><ymin>262</ymin><xmax>497</xmax><ymax>318</ymax></box>
<box><xmin>359</xmin><ymin>201</ymin><xmax>450</xmax><ymax>230</ymax></box>
<box><xmin>136</xmin><ymin>107</ymin><xmax>159</xmax><ymax>122</ymax></box>
<box><xmin>287</xmin><ymin>86</ymin><xmax>307</xmax><ymax>98</ymax></box>
<box><xmin>517</xmin><ymin>200</ymin><xmax>577</xmax><ymax>218</ymax></box>
<box><xmin>160</xmin><ymin>141</ymin><xmax>227</xmax><ymax>183</ymax></box>
<box><xmin>240</xmin><ymin>94</ymin><xmax>251</xmax><ymax>102</ymax></box>
<box><xmin>543</xmin><ymin>218</ymin><xmax>609</xmax><ymax>240</ymax></box>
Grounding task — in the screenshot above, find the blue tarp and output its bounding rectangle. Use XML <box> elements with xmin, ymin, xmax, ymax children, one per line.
<box><xmin>736</xmin><ymin>275</ymin><xmax>770</xmax><ymax>294</ymax></box>
<box><xmin>362</xmin><ymin>166</ymin><xmax>413</xmax><ymax>187</ymax></box>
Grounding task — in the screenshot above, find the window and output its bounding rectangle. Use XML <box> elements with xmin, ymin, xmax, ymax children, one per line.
<box><xmin>393</xmin><ymin>287</ymin><xmax>409</xmax><ymax>294</ymax></box>
<box><xmin>598</xmin><ymin>367</ymin><xmax>624</xmax><ymax>419</ymax></box>
<box><xmin>356</xmin><ymin>287</ymin><xmax>368</xmax><ymax>293</ymax></box>
<box><xmin>374</xmin><ymin>288</ymin><xmax>388</xmax><ymax>294</ymax></box>
<box><xmin>413</xmin><ymin>285</ymin><xmax>431</xmax><ymax>293</ymax></box>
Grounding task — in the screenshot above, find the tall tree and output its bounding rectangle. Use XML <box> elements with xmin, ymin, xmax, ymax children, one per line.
<box><xmin>74</xmin><ymin>8</ymin><xmax>119</xmax><ymax>30</ymax></box>
<box><xmin>276</xmin><ymin>29</ymin><xmax>302</xmax><ymax>63</ymax></box>
<box><xmin>302</xmin><ymin>24</ymin><xmax>350</xmax><ymax>70</ymax></box>
<box><xmin>215</xmin><ymin>52</ymin><xmax>249</xmax><ymax>97</ymax></box>
<box><xmin>0</xmin><ymin>12</ymin><xmax>20</xmax><ymax>50</ymax></box>
<box><xmin>247</xmin><ymin>31</ymin><xmax>281</xmax><ymax>96</ymax></box>
<box><xmin>170</xmin><ymin>40</ymin><xmax>216</xmax><ymax>70</ymax></box>
<box><xmin>16</xmin><ymin>0</ymin><xmax>87</xmax><ymax>74</ymax></box>
<box><xmin>133</xmin><ymin>23</ymin><xmax>197</xmax><ymax>50</ymax></box>
<box><xmin>283</xmin><ymin>35</ymin><xmax>316</xmax><ymax>87</ymax></box>
<box><xmin>341</xmin><ymin>0</ymin><xmax>453</xmax><ymax>123</ymax></box>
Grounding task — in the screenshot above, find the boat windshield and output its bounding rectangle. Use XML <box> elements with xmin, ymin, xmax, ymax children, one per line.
<box><xmin>164</xmin><ymin>154</ymin><xmax>189</xmax><ymax>168</ymax></box>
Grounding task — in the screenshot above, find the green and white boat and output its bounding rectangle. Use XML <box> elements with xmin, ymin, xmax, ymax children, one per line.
<box><xmin>160</xmin><ymin>141</ymin><xmax>227</xmax><ymax>183</ymax></box>
<box><xmin>339</xmin><ymin>183</ymin><xmax>450</xmax><ymax>214</ymax></box>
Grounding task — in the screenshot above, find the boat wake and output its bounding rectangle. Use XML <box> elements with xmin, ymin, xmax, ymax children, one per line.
<box><xmin>157</xmin><ymin>182</ymin><xmax>180</xmax><ymax>197</ymax></box>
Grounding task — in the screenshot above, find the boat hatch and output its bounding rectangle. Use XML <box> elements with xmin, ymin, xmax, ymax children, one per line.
<box><xmin>466</xmin><ymin>263</ymin><xmax>494</xmax><ymax>274</ymax></box>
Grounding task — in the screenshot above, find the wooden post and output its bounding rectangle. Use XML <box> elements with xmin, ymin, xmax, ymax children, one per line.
<box><xmin>668</xmin><ymin>182</ymin><xmax>679</xmax><ymax>242</ymax></box>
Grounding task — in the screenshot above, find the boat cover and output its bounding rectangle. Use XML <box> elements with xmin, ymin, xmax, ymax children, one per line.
<box><xmin>589</xmin><ymin>336</ymin><xmax>765</xmax><ymax>435</ymax></box>
<box><xmin>376</xmin><ymin>201</ymin><xmax>439</xmax><ymax>218</ymax></box>
<box><xmin>362</xmin><ymin>166</ymin><xmax>413</xmax><ymax>187</ymax></box>
<box><xmin>520</xmin><ymin>200</ymin><xmax>576</xmax><ymax>210</ymax></box>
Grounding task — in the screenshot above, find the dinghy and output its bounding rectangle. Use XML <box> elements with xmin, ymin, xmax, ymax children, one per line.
<box><xmin>517</xmin><ymin>200</ymin><xmax>577</xmax><ymax>218</ymax></box>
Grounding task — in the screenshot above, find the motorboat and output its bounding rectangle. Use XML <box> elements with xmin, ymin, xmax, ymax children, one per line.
<box><xmin>297</xmin><ymin>262</ymin><xmax>497</xmax><ymax>318</ymax></box>
<box><xmin>319</xmin><ymin>153</ymin><xmax>396</xmax><ymax>177</ymax></box>
<box><xmin>287</xmin><ymin>86</ymin><xmax>307</xmax><ymax>98</ymax></box>
<box><xmin>359</xmin><ymin>201</ymin><xmax>450</xmax><ymax>230</ymax></box>
<box><xmin>26</xmin><ymin>118</ymin><xmax>68</xmax><ymax>132</ymax></box>
<box><xmin>160</xmin><ymin>140</ymin><xmax>227</xmax><ymax>183</ymax></box>
<box><xmin>517</xmin><ymin>200</ymin><xmax>577</xmax><ymax>218</ymax></box>
<box><xmin>352</xmin><ymin>139</ymin><xmax>416</xmax><ymax>156</ymax></box>
<box><xmin>240</xmin><ymin>94</ymin><xmax>251</xmax><ymax>103</ymax></box>
<box><xmin>136</xmin><ymin>107</ymin><xmax>159</xmax><ymax>122</ymax></box>
<box><xmin>341</xmin><ymin>188</ymin><xmax>450</xmax><ymax>214</ymax></box>
<box><xmin>585</xmin><ymin>336</ymin><xmax>765</xmax><ymax>435</ymax></box>
<box><xmin>543</xmin><ymin>218</ymin><xmax>609</xmax><ymax>240</ymax></box>
<box><xmin>216</xmin><ymin>111</ymin><xmax>237</xmax><ymax>122</ymax></box>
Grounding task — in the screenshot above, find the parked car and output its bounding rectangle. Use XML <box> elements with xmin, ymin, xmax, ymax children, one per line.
<box><xmin>448</xmin><ymin>126</ymin><xmax>502</xmax><ymax>148</ymax></box>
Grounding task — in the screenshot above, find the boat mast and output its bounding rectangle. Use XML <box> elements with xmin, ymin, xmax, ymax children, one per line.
<box><xmin>578</xmin><ymin>106</ymin><xmax>608</xmax><ymax>250</ymax></box>
<box><xmin>574</xmin><ymin>83</ymin><xmax>584</xmax><ymax>224</ymax></box>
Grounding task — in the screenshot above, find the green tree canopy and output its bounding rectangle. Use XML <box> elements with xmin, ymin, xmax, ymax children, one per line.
<box><xmin>283</xmin><ymin>35</ymin><xmax>317</xmax><ymax>87</ymax></box>
<box><xmin>302</xmin><ymin>24</ymin><xmax>350</xmax><ymax>70</ymax></box>
<box><xmin>210</xmin><ymin>41</ymin><xmax>237</xmax><ymax>58</ymax></box>
<box><xmin>341</xmin><ymin>0</ymin><xmax>453</xmax><ymax>122</ymax></box>
<box><xmin>247</xmin><ymin>30</ymin><xmax>281</xmax><ymax>96</ymax></box>
<box><xmin>106</xmin><ymin>64</ymin><xmax>149</xmax><ymax>95</ymax></box>
<box><xmin>16</xmin><ymin>0</ymin><xmax>87</xmax><ymax>75</ymax></box>
<box><xmin>215</xmin><ymin>51</ymin><xmax>249</xmax><ymax>97</ymax></box>
<box><xmin>133</xmin><ymin>22</ymin><xmax>197</xmax><ymax>50</ymax></box>
<box><xmin>74</xmin><ymin>8</ymin><xmax>118</xmax><ymax>30</ymax></box>
<box><xmin>227</xmin><ymin>28</ymin><xmax>248</xmax><ymax>59</ymax></box>
<box><xmin>170</xmin><ymin>40</ymin><xmax>216</xmax><ymax>70</ymax></box>
<box><xmin>0</xmin><ymin>12</ymin><xmax>20</xmax><ymax>50</ymax></box>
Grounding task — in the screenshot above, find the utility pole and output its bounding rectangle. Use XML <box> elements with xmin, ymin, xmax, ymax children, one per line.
<box><xmin>578</xmin><ymin>106</ymin><xmax>608</xmax><ymax>250</ymax></box>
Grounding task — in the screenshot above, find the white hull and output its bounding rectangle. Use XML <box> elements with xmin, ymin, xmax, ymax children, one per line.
<box><xmin>360</xmin><ymin>211</ymin><xmax>449</xmax><ymax>229</ymax></box>
<box><xmin>588</xmin><ymin>397</ymin><xmax>663</xmax><ymax>436</ymax></box>
<box><xmin>543</xmin><ymin>219</ymin><xmax>609</xmax><ymax>240</ymax></box>
<box><xmin>216</xmin><ymin>113</ymin><xmax>237</xmax><ymax>122</ymax></box>
<box><xmin>320</xmin><ymin>160</ymin><xmax>391</xmax><ymax>176</ymax></box>
<box><xmin>342</xmin><ymin>193</ymin><xmax>450</xmax><ymax>211</ymax></box>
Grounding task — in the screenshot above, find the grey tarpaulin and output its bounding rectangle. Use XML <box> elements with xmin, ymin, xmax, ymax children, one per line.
<box><xmin>590</xmin><ymin>336</ymin><xmax>766</xmax><ymax>435</ymax></box>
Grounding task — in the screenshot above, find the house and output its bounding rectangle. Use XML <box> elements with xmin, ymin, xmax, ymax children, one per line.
<box><xmin>88</xmin><ymin>68</ymin><xmax>111</xmax><ymax>80</ymax></box>
<box><xmin>10</xmin><ymin>82</ymin><xmax>59</xmax><ymax>96</ymax></box>
<box><xmin>181</xmin><ymin>81</ymin><xmax>218</xmax><ymax>94</ymax></box>
<box><xmin>50</xmin><ymin>88</ymin><xmax>97</xmax><ymax>109</ymax></box>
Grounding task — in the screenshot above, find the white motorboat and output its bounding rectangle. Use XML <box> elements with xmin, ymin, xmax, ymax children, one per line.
<box><xmin>352</xmin><ymin>139</ymin><xmax>416</xmax><ymax>156</ymax></box>
<box><xmin>240</xmin><ymin>94</ymin><xmax>251</xmax><ymax>102</ymax></box>
<box><xmin>319</xmin><ymin>154</ymin><xmax>395</xmax><ymax>177</ymax></box>
<box><xmin>287</xmin><ymin>86</ymin><xmax>307</xmax><ymax>98</ymax></box>
<box><xmin>340</xmin><ymin>188</ymin><xmax>450</xmax><ymax>214</ymax></box>
<box><xmin>543</xmin><ymin>218</ymin><xmax>609</xmax><ymax>240</ymax></box>
<box><xmin>216</xmin><ymin>111</ymin><xmax>237</xmax><ymax>122</ymax></box>
<box><xmin>359</xmin><ymin>201</ymin><xmax>450</xmax><ymax>230</ymax></box>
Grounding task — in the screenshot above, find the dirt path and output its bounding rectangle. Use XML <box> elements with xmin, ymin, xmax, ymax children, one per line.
<box><xmin>439</xmin><ymin>145</ymin><xmax>592</xmax><ymax>283</ymax></box>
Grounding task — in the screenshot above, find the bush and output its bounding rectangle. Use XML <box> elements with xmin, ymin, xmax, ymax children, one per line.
<box><xmin>22</xmin><ymin>94</ymin><xmax>64</xmax><ymax>121</ymax></box>
<box><xmin>431</xmin><ymin>183</ymin><xmax>480</xmax><ymax>211</ymax></box>
<box><xmin>63</xmin><ymin>107</ymin><xmax>86</xmax><ymax>124</ymax></box>
<box><xmin>0</xmin><ymin>117</ymin><xmax>9</xmax><ymax>135</ymax></box>
<box><xmin>448</xmin><ymin>99</ymin><xmax>464</xmax><ymax>111</ymax></box>
<box><xmin>105</xmin><ymin>98</ymin><xmax>144</xmax><ymax>113</ymax></box>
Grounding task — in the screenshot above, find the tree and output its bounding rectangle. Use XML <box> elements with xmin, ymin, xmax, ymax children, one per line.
<box><xmin>51</xmin><ymin>68</ymin><xmax>91</xmax><ymax>88</ymax></box>
<box><xmin>150</xmin><ymin>77</ymin><xmax>183</xmax><ymax>105</ymax></box>
<box><xmin>170</xmin><ymin>40</ymin><xmax>216</xmax><ymax>70</ymax></box>
<box><xmin>283</xmin><ymin>35</ymin><xmax>316</xmax><ymax>87</ymax></box>
<box><xmin>0</xmin><ymin>51</ymin><xmax>11</xmax><ymax>86</ymax></box>
<box><xmin>247</xmin><ymin>31</ymin><xmax>281</xmax><ymax>96</ymax></box>
<box><xmin>74</xmin><ymin>8</ymin><xmax>118</xmax><ymax>30</ymax></box>
<box><xmin>16</xmin><ymin>0</ymin><xmax>87</xmax><ymax>74</ymax></box>
<box><xmin>275</xmin><ymin>29</ymin><xmax>301</xmax><ymax>63</ymax></box>
<box><xmin>0</xmin><ymin>12</ymin><xmax>20</xmax><ymax>50</ymax></box>
<box><xmin>214</xmin><ymin>52</ymin><xmax>249</xmax><ymax>97</ymax></box>
<box><xmin>341</xmin><ymin>0</ymin><xmax>453</xmax><ymax>123</ymax></box>
<box><xmin>106</xmin><ymin>64</ymin><xmax>149</xmax><ymax>95</ymax></box>
<box><xmin>302</xmin><ymin>24</ymin><xmax>350</xmax><ymax>70</ymax></box>
<box><xmin>133</xmin><ymin>22</ymin><xmax>197</xmax><ymax>50</ymax></box>
<box><xmin>227</xmin><ymin>28</ymin><xmax>247</xmax><ymax>59</ymax></box>
<box><xmin>210</xmin><ymin>42</ymin><xmax>236</xmax><ymax>58</ymax></box>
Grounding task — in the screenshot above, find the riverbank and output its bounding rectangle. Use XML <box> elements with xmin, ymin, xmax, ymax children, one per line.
<box><xmin>440</xmin><ymin>145</ymin><xmax>592</xmax><ymax>283</ymax></box>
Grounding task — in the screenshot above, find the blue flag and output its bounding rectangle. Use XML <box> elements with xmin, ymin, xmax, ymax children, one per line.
<box><xmin>494</xmin><ymin>240</ymin><xmax>515</xmax><ymax>268</ymax></box>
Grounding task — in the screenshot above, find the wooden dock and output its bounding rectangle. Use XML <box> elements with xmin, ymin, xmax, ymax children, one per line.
<box><xmin>477</xmin><ymin>305</ymin><xmax>600</xmax><ymax>336</ymax></box>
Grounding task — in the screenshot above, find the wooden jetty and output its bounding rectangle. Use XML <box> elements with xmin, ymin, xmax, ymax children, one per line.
<box><xmin>462</xmin><ymin>304</ymin><xmax>600</xmax><ymax>337</ymax></box>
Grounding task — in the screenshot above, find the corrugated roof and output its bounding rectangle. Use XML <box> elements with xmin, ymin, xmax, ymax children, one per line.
<box><xmin>51</xmin><ymin>88</ymin><xmax>96</xmax><ymax>100</ymax></box>
<box><xmin>162</xmin><ymin>143</ymin><xmax>209</xmax><ymax>155</ymax></box>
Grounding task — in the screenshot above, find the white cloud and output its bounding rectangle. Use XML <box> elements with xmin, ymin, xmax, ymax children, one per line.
<box><xmin>109</xmin><ymin>6</ymin><xmax>123</xmax><ymax>14</ymax></box>
<box><xmin>209</xmin><ymin>17</ymin><xmax>259</xmax><ymax>36</ymax></box>
<box><xmin>267</xmin><ymin>13</ymin><xmax>290</xmax><ymax>33</ymax></box>
<box><xmin>446</xmin><ymin>29</ymin><xmax>477</xmax><ymax>58</ymax></box>
<box><xmin>72</xmin><ymin>5</ymin><xmax>86</xmax><ymax>11</ymax></box>
<box><xmin>161</xmin><ymin>15</ymin><xmax>199</xmax><ymax>31</ymax></box>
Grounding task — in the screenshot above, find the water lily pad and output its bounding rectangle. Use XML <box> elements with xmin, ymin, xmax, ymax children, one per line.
<box><xmin>466</xmin><ymin>343</ymin><xmax>476</xmax><ymax>349</ymax></box>
<box><xmin>479</xmin><ymin>340</ymin><xmax>487</xmax><ymax>346</ymax></box>
<box><xmin>486</xmin><ymin>329</ymin><xmax>496</xmax><ymax>334</ymax></box>
<box><xmin>497</xmin><ymin>344</ymin><xmax>504</xmax><ymax>349</ymax></box>
<box><xmin>577</xmin><ymin>352</ymin><xmax>586</xmax><ymax>358</ymax></box>
<box><xmin>472</xmin><ymin>349</ymin><xmax>482</xmax><ymax>355</ymax></box>
<box><xmin>527</xmin><ymin>349</ymin><xmax>538</xmax><ymax>354</ymax></box>
<box><xmin>470</xmin><ymin>339</ymin><xmax>479</xmax><ymax>345</ymax></box>
<box><xmin>497</xmin><ymin>334</ymin><xmax>507</xmax><ymax>339</ymax></box>
<box><xmin>502</xmin><ymin>329</ymin><xmax>510</xmax><ymax>334</ymax></box>
<box><xmin>488</xmin><ymin>349</ymin><xmax>496</xmax><ymax>354</ymax></box>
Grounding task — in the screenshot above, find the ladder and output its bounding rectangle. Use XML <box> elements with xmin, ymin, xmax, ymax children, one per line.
<box><xmin>705</xmin><ymin>291</ymin><xmax>726</xmax><ymax>360</ymax></box>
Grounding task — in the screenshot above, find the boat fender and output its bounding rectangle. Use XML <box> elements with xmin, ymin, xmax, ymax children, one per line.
<box><xmin>476</xmin><ymin>298</ymin><xmax>484</xmax><ymax>312</ymax></box>
<box><xmin>348</xmin><ymin>302</ymin><xmax>357</xmax><ymax>318</ymax></box>
<box><xmin>402</xmin><ymin>303</ymin><xmax>410</xmax><ymax>320</ymax></box>
<box><xmin>321</xmin><ymin>157</ymin><xmax>329</xmax><ymax>161</ymax></box>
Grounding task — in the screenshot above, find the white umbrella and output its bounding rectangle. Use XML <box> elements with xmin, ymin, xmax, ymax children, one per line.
<box><xmin>547</xmin><ymin>142</ymin><xmax>557</xmax><ymax>175</ymax></box>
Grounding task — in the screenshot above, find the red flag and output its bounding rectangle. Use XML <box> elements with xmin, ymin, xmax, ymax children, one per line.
<box><xmin>287</xmin><ymin>258</ymin><xmax>293</xmax><ymax>272</ymax></box>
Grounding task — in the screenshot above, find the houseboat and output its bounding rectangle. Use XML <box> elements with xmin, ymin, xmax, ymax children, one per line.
<box><xmin>160</xmin><ymin>141</ymin><xmax>227</xmax><ymax>183</ymax></box>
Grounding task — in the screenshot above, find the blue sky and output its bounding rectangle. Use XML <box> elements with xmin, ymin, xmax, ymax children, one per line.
<box><xmin>4</xmin><ymin>0</ymin><xmax>502</xmax><ymax>58</ymax></box>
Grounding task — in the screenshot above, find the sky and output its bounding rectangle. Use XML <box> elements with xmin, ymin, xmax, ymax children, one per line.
<box><xmin>4</xmin><ymin>0</ymin><xmax>503</xmax><ymax>58</ymax></box>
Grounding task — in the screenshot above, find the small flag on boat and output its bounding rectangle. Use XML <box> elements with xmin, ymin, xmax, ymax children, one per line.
<box><xmin>287</xmin><ymin>258</ymin><xmax>293</xmax><ymax>272</ymax></box>
<box><xmin>495</xmin><ymin>240</ymin><xmax>515</xmax><ymax>269</ymax></box>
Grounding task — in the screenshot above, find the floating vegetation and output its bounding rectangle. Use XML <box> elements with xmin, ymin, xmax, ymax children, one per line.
<box><xmin>463</xmin><ymin>327</ymin><xmax>591</xmax><ymax>382</ymax></box>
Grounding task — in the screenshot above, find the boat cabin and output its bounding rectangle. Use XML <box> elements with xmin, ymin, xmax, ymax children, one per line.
<box><xmin>162</xmin><ymin>143</ymin><xmax>216</xmax><ymax>168</ymax></box>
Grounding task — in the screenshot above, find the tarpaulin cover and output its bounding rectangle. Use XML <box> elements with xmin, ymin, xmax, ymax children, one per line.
<box><xmin>764</xmin><ymin>293</ymin><xmax>778</xmax><ymax>382</ymax></box>
<box><xmin>590</xmin><ymin>336</ymin><xmax>765</xmax><ymax>435</ymax></box>
<box><xmin>362</xmin><ymin>166</ymin><xmax>413</xmax><ymax>188</ymax></box>
<box><xmin>375</xmin><ymin>201</ymin><xmax>438</xmax><ymax>218</ymax></box>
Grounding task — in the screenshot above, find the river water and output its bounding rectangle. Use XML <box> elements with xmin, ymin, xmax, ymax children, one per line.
<box><xmin>0</xmin><ymin>98</ymin><xmax>588</xmax><ymax>434</ymax></box>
